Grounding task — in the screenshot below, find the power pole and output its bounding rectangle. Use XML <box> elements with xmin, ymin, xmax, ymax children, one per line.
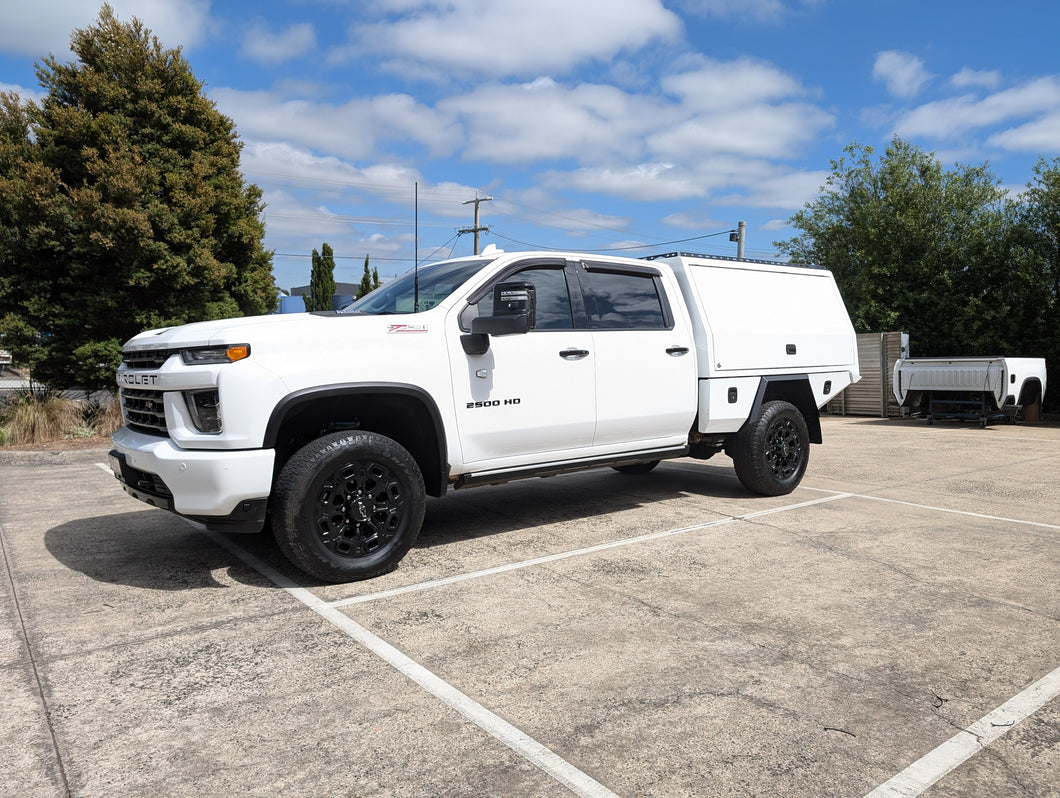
<box><xmin>729</xmin><ymin>220</ymin><xmax>746</xmax><ymax>259</ymax></box>
<box><xmin>460</xmin><ymin>193</ymin><xmax>493</xmax><ymax>255</ymax></box>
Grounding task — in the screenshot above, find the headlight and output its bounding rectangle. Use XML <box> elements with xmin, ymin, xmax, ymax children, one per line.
<box><xmin>181</xmin><ymin>345</ymin><xmax>250</xmax><ymax>365</ymax></box>
<box><xmin>185</xmin><ymin>389</ymin><xmax>222</xmax><ymax>433</ymax></box>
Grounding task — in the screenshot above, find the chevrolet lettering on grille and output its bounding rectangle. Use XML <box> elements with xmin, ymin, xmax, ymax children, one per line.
<box><xmin>117</xmin><ymin>373</ymin><xmax>160</xmax><ymax>386</ymax></box>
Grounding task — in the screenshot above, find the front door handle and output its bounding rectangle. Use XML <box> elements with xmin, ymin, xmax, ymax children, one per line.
<box><xmin>666</xmin><ymin>346</ymin><xmax>690</xmax><ymax>356</ymax></box>
<box><xmin>559</xmin><ymin>348</ymin><xmax>590</xmax><ymax>360</ymax></box>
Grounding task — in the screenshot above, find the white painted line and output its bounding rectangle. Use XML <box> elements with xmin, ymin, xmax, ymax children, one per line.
<box><xmin>194</xmin><ymin>523</ymin><xmax>620</xmax><ymax>798</ymax></box>
<box><xmin>804</xmin><ymin>487</ymin><xmax>1060</xmax><ymax>531</ymax></box>
<box><xmin>332</xmin><ymin>516</ymin><xmax>737</xmax><ymax>608</ymax></box>
<box><xmin>864</xmin><ymin>665</ymin><xmax>1060</xmax><ymax>797</ymax></box>
<box><xmin>94</xmin><ymin>462</ymin><xmax>113</xmax><ymax>475</ymax></box>
<box><xmin>333</xmin><ymin>492</ymin><xmax>853</xmax><ymax>608</ymax></box>
<box><xmin>739</xmin><ymin>492</ymin><xmax>854</xmax><ymax>519</ymax></box>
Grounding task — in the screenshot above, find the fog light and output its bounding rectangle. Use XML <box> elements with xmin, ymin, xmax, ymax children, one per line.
<box><xmin>185</xmin><ymin>389</ymin><xmax>222</xmax><ymax>433</ymax></box>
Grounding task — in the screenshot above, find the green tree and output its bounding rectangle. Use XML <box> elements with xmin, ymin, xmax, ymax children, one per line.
<box><xmin>371</xmin><ymin>266</ymin><xmax>381</xmax><ymax>291</ymax></box>
<box><xmin>1010</xmin><ymin>157</ymin><xmax>1060</xmax><ymax>403</ymax></box>
<box><xmin>305</xmin><ymin>242</ymin><xmax>337</xmax><ymax>311</ymax></box>
<box><xmin>776</xmin><ymin>138</ymin><xmax>1014</xmax><ymax>358</ymax></box>
<box><xmin>356</xmin><ymin>254</ymin><xmax>373</xmax><ymax>299</ymax></box>
<box><xmin>0</xmin><ymin>5</ymin><xmax>275</xmax><ymax>390</ymax></box>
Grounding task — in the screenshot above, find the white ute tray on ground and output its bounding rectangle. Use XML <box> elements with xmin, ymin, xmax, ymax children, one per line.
<box><xmin>892</xmin><ymin>357</ymin><xmax>1047</xmax><ymax>409</ymax></box>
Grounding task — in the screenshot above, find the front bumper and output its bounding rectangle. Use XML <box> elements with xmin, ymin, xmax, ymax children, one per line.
<box><xmin>110</xmin><ymin>426</ymin><xmax>275</xmax><ymax>531</ymax></box>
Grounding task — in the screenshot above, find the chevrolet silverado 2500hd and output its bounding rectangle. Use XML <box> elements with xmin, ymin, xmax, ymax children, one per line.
<box><xmin>110</xmin><ymin>249</ymin><xmax>860</xmax><ymax>582</ymax></box>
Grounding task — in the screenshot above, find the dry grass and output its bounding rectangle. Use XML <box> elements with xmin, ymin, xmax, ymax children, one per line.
<box><xmin>0</xmin><ymin>391</ymin><xmax>122</xmax><ymax>447</ymax></box>
<box><xmin>83</xmin><ymin>396</ymin><xmax>124</xmax><ymax>437</ymax></box>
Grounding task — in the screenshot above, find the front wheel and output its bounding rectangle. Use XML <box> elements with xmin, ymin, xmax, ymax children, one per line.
<box><xmin>727</xmin><ymin>400</ymin><xmax>809</xmax><ymax>496</ymax></box>
<box><xmin>272</xmin><ymin>431</ymin><xmax>425</xmax><ymax>583</ymax></box>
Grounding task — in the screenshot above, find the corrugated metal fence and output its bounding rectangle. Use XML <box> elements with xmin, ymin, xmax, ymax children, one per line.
<box><xmin>828</xmin><ymin>332</ymin><xmax>908</xmax><ymax>418</ymax></box>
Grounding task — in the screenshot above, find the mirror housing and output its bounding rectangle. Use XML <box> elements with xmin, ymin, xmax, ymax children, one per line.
<box><xmin>491</xmin><ymin>281</ymin><xmax>536</xmax><ymax>328</ymax></box>
<box><xmin>460</xmin><ymin>281</ymin><xmax>536</xmax><ymax>356</ymax></box>
<box><xmin>470</xmin><ymin>313</ymin><xmax>528</xmax><ymax>336</ymax></box>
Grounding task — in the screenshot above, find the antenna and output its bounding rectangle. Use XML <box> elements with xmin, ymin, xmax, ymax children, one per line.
<box><xmin>414</xmin><ymin>182</ymin><xmax>419</xmax><ymax>313</ymax></box>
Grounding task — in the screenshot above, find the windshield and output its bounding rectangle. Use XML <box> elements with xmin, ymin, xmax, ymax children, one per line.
<box><xmin>338</xmin><ymin>258</ymin><xmax>491</xmax><ymax>315</ymax></box>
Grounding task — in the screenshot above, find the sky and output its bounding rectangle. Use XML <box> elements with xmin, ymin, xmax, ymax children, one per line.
<box><xmin>2</xmin><ymin>0</ymin><xmax>1060</xmax><ymax>292</ymax></box>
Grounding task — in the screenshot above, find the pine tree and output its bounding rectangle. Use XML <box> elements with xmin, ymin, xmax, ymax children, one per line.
<box><xmin>0</xmin><ymin>6</ymin><xmax>275</xmax><ymax>389</ymax></box>
<box><xmin>357</xmin><ymin>254</ymin><xmax>373</xmax><ymax>299</ymax></box>
<box><xmin>305</xmin><ymin>243</ymin><xmax>337</xmax><ymax>311</ymax></box>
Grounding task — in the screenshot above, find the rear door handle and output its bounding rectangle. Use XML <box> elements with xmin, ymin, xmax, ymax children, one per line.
<box><xmin>666</xmin><ymin>346</ymin><xmax>690</xmax><ymax>356</ymax></box>
<box><xmin>559</xmin><ymin>348</ymin><xmax>590</xmax><ymax>360</ymax></box>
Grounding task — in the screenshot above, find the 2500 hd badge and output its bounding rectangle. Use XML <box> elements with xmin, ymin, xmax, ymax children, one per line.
<box><xmin>466</xmin><ymin>398</ymin><xmax>521</xmax><ymax>408</ymax></box>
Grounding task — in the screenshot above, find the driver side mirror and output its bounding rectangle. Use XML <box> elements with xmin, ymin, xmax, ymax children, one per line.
<box><xmin>461</xmin><ymin>281</ymin><xmax>536</xmax><ymax>355</ymax></box>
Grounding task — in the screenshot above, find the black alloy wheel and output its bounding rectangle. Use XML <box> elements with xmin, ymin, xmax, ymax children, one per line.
<box><xmin>273</xmin><ymin>431</ymin><xmax>425</xmax><ymax>582</ymax></box>
<box><xmin>727</xmin><ymin>400</ymin><xmax>809</xmax><ymax>496</ymax></box>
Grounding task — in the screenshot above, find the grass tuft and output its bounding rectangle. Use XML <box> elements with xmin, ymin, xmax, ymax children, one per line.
<box><xmin>0</xmin><ymin>390</ymin><xmax>122</xmax><ymax>446</ymax></box>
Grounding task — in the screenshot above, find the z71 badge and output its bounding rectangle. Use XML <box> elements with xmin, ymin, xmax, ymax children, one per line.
<box><xmin>466</xmin><ymin>398</ymin><xmax>521</xmax><ymax>409</ymax></box>
<box><xmin>387</xmin><ymin>324</ymin><xmax>428</xmax><ymax>333</ymax></box>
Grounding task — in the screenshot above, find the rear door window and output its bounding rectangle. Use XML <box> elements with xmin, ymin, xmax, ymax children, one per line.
<box><xmin>582</xmin><ymin>269</ymin><xmax>667</xmax><ymax>330</ymax></box>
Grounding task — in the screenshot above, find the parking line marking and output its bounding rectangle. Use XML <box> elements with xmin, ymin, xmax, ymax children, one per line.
<box><xmin>804</xmin><ymin>488</ymin><xmax>1060</xmax><ymax>531</ymax></box>
<box><xmin>864</xmin><ymin>665</ymin><xmax>1060</xmax><ymax>797</ymax></box>
<box><xmin>332</xmin><ymin>517</ymin><xmax>736</xmax><ymax>607</ymax></box>
<box><xmin>194</xmin><ymin>523</ymin><xmax>620</xmax><ymax>798</ymax></box>
<box><xmin>332</xmin><ymin>492</ymin><xmax>853</xmax><ymax>608</ymax></box>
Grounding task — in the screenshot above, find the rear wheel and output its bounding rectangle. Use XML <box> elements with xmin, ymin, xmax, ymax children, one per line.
<box><xmin>728</xmin><ymin>400</ymin><xmax>809</xmax><ymax>496</ymax></box>
<box><xmin>272</xmin><ymin>431</ymin><xmax>425</xmax><ymax>583</ymax></box>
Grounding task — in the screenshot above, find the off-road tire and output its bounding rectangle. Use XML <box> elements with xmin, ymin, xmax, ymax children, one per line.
<box><xmin>272</xmin><ymin>431</ymin><xmax>425</xmax><ymax>583</ymax></box>
<box><xmin>727</xmin><ymin>400</ymin><xmax>809</xmax><ymax>496</ymax></box>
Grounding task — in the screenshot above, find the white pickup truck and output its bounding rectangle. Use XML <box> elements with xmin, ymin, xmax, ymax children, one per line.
<box><xmin>110</xmin><ymin>248</ymin><xmax>859</xmax><ymax>582</ymax></box>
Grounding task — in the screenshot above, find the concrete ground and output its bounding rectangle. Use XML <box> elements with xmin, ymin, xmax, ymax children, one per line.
<box><xmin>1</xmin><ymin>416</ymin><xmax>1058</xmax><ymax>797</ymax></box>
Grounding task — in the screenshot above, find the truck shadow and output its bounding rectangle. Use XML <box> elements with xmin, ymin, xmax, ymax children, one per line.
<box><xmin>43</xmin><ymin>510</ymin><xmax>285</xmax><ymax>591</ymax></box>
<box><xmin>417</xmin><ymin>462</ymin><xmax>745</xmax><ymax>548</ymax></box>
<box><xmin>46</xmin><ymin>462</ymin><xmax>746</xmax><ymax>589</ymax></box>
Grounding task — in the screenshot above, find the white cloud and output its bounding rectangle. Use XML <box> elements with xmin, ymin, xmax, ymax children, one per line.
<box><xmin>543</xmin><ymin>163</ymin><xmax>693</xmax><ymax>202</ymax></box>
<box><xmin>873</xmin><ymin>50</ymin><xmax>932</xmax><ymax>99</ymax></box>
<box><xmin>439</xmin><ymin>80</ymin><xmax>668</xmax><ymax>164</ymax></box>
<box><xmin>0</xmin><ymin>82</ymin><xmax>43</xmax><ymax>102</ymax></box>
<box><xmin>240</xmin><ymin>23</ymin><xmax>317</xmax><ymax>66</ymax></box>
<box><xmin>661</xmin><ymin>210</ymin><xmax>732</xmax><ymax>230</ymax></box>
<box><xmin>951</xmin><ymin>67</ymin><xmax>1001</xmax><ymax>91</ymax></box>
<box><xmin>211</xmin><ymin>87</ymin><xmax>464</xmax><ymax>160</ymax></box>
<box><xmin>716</xmin><ymin>167</ymin><xmax>830</xmax><ymax>208</ymax></box>
<box><xmin>0</xmin><ymin>0</ymin><xmax>214</xmax><ymax>58</ymax></box>
<box><xmin>894</xmin><ymin>76</ymin><xmax>1060</xmax><ymax>139</ymax></box>
<box><xmin>648</xmin><ymin>102</ymin><xmax>833</xmax><ymax>160</ymax></box>
<box><xmin>436</xmin><ymin>56</ymin><xmax>831</xmax><ymax>168</ymax></box>
<box><xmin>988</xmin><ymin>112</ymin><xmax>1060</xmax><ymax>152</ymax></box>
<box><xmin>339</xmin><ymin>0</ymin><xmax>682</xmax><ymax>78</ymax></box>
<box><xmin>216</xmin><ymin>50</ymin><xmax>832</xmax><ymax>226</ymax></box>
<box><xmin>661</xmin><ymin>57</ymin><xmax>805</xmax><ymax>109</ymax></box>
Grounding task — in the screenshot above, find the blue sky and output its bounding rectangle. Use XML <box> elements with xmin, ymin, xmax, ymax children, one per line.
<box><xmin>2</xmin><ymin>0</ymin><xmax>1060</xmax><ymax>292</ymax></box>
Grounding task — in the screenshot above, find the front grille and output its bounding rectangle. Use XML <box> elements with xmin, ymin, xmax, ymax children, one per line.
<box><xmin>121</xmin><ymin>388</ymin><xmax>169</xmax><ymax>436</ymax></box>
<box><xmin>123</xmin><ymin>349</ymin><xmax>175</xmax><ymax>369</ymax></box>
